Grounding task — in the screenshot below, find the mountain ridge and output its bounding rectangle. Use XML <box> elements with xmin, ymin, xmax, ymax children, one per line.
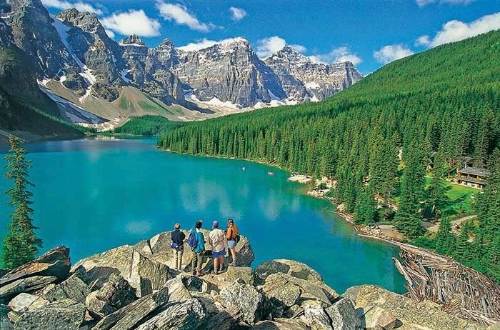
<box><xmin>0</xmin><ymin>0</ymin><xmax>362</xmax><ymax>137</ymax></box>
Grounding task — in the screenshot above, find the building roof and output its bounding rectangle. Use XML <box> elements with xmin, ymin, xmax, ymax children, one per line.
<box><xmin>458</xmin><ymin>166</ymin><xmax>490</xmax><ymax>177</ymax></box>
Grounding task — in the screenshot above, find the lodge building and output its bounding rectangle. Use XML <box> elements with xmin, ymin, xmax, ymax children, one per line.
<box><xmin>456</xmin><ymin>166</ymin><xmax>490</xmax><ymax>189</ymax></box>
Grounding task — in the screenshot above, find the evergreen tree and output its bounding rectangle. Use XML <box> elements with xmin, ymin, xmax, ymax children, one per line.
<box><xmin>2</xmin><ymin>137</ymin><xmax>41</xmax><ymax>268</ymax></box>
<box><xmin>395</xmin><ymin>142</ymin><xmax>426</xmax><ymax>239</ymax></box>
<box><xmin>425</xmin><ymin>171</ymin><xmax>449</xmax><ymax>219</ymax></box>
<box><xmin>435</xmin><ymin>217</ymin><xmax>455</xmax><ymax>255</ymax></box>
<box><xmin>454</xmin><ymin>224</ymin><xmax>472</xmax><ymax>265</ymax></box>
<box><xmin>355</xmin><ymin>188</ymin><xmax>377</xmax><ymax>225</ymax></box>
<box><xmin>475</xmin><ymin>149</ymin><xmax>500</xmax><ymax>280</ymax></box>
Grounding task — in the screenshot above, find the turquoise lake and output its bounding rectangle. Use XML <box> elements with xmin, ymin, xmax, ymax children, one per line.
<box><xmin>0</xmin><ymin>138</ymin><xmax>405</xmax><ymax>293</ymax></box>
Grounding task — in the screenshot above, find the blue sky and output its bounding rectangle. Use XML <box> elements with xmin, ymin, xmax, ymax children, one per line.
<box><xmin>42</xmin><ymin>0</ymin><xmax>500</xmax><ymax>73</ymax></box>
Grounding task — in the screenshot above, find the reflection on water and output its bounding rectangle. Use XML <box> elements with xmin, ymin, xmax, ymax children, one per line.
<box><xmin>0</xmin><ymin>138</ymin><xmax>405</xmax><ymax>293</ymax></box>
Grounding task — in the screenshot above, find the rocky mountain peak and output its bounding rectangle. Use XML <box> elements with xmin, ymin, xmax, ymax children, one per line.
<box><xmin>57</xmin><ymin>8</ymin><xmax>102</xmax><ymax>34</ymax></box>
<box><xmin>121</xmin><ymin>34</ymin><xmax>146</xmax><ymax>47</ymax></box>
<box><xmin>272</xmin><ymin>45</ymin><xmax>310</xmax><ymax>63</ymax></box>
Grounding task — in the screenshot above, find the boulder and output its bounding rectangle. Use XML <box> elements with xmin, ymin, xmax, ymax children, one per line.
<box><xmin>93</xmin><ymin>286</ymin><xmax>169</xmax><ymax>330</ymax></box>
<box><xmin>13</xmin><ymin>298</ymin><xmax>85</xmax><ymax>330</ymax></box>
<box><xmin>72</xmin><ymin>246</ymin><xmax>173</xmax><ymax>297</ymax></box>
<box><xmin>255</xmin><ymin>259</ymin><xmax>322</xmax><ymax>282</ymax></box>
<box><xmin>345</xmin><ymin>285</ymin><xmax>480</xmax><ymax>330</ymax></box>
<box><xmin>129</xmin><ymin>250</ymin><xmax>173</xmax><ymax>297</ymax></box>
<box><xmin>135</xmin><ymin>298</ymin><xmax>206</xmax><ymax>330</ymax></box>
<box><xmin>362</xmin><ymin>306</ymin><xmax>399</xmax><ymax>330</ymax></box>
<box><xmin>262</xmin><ymin>273</ymin><xmax>302</xmax><ymax>317</ymax></box>
<box><xmin>219</xmin><ymin>279</ymin><xmax>264</xmax><ymax>325</ymax></box>
<box><xmin>0</xmin><ymin>247</ymin><xmax>70</xmax><ymax>287</ymax></box>
<box><xmin>85</xmin><ymin>273</ymin><xmax>136</xmax><ymax>318</ymax></box>
<box><xmin>7</xmin><ymin>293</ymin><xmax>48</xmax><ymax>313</ymax></box>
<box><xmin>0</xmin><ymin>276</ymin><xmax>58</xmax><ymax>302</ymax></box>
<box><xmin>41</xmin><ymin>274</ymin><xmax>89</xmax><ymax>303</ymax></box>
<box><xmin>263</xmin><ymin>272</ymin><xmax>337</xmax><ymax>306</ymax></box>
<box><xmin>300</xmin><ymin>299</ymin><xmax>332</xmax><ymax>330</ymax></box>
<box><xmin>193</xmin><ymin>293</ymin><xmax>240</xmax><ymax>330</ymax></box>
<box><xmin>252</xmin><ymin>318</ymin><xmax>309</xmax><ymax>329</ymax></box>
<box><xmin>324</xmin><ymin>297</ymin><xmax>360</xmax><ymax>330</ymax></box>
<box><xmin>164</xmin><ymin>277</ymin><xmax>192</xmax><ymax>303</ymax></box>
<box><xmin>71</xmin><ymin>245</ymin><xmax>134</xmax><ymax>287</ymax></box>
<box><xmin>203</xmin><ymin>266</ymin><xmax>254</xmax><ymax>291</ymax></box>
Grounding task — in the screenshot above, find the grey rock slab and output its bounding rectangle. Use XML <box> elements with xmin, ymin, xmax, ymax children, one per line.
<box><xmin>219</xmin><ymin>279</ymin><xmax>264</xmax><ymax>325</ymax></box>
<box><xmin>135</xmin><ymin>298</ymin><xmax>206</xmax><ymax>330</ymax></box>
<box><xmin>0</xmin><ymin>246</ymin><xmax>70</xmax><ymax>287</ymax></box>
<box><xmin>13</xmin><ymin>298</ymin><xmax>85</xmax><ymax>330</ymax></box>
<box><xmin>0</xmin><ymin>276</ymin><xmax>58</xmax><ymax>302</ymax></box>
<box><xmin>85</xmin><ymin>273</ymin><xmax>136</xmax><ymax>318</ymax></box>
<box><xmin>324</xmin><ymin>297</ymin><xmax>361</xmax><ymax>330</ymax></box>
<box><xmin>93</xmin><ymin>286</ymin><xmax>168</xmax><ymax>330</ymax></box>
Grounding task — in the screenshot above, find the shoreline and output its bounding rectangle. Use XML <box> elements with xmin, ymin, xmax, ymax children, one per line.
<box><xmin>161</xmin><ymin>147</ymin><xmax>407</xmax><ymax>248</ymax></box>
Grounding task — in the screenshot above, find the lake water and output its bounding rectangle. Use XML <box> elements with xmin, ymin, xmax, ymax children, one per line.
<box><xmin>0</xmin><ymin>138</ymin><xmax>405</xmax><ymax>293</ymax></box>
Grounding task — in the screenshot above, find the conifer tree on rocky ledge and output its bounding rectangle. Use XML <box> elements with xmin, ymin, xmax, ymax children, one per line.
<box><xmin>2</xmin><ymin>137</ymin><xmax>41</xmax><ymax>268</ymax></box>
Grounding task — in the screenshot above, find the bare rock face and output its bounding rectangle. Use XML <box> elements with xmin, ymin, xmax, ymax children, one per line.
<box><xmin>93</xmin><ymin>286</ymin><xmax>169</xmax><ymax>330</ymax></box>
<box><xmin>85</xmin><ymin>273</ymin><xmax>136</xmax><ymax>318</ymax></box>
<box><xmin>0</xmin><ymin>246</ymin><xmax>70</xmax><ymax>287</ymax></box>
<box><xmin>219</xmin><ymin>279</ymin><xmax>265</xmax><ymax>325</ymax></box>
<box><xmin>175</xmin><ymin>38</ymin><xmax>286</xmax><ymax>107</ymax></box>
<box><xmin>344</xmin><ymin>285</ymin><xmax>482</xmax><ymax>330</ymax></box>
<box><xmin>41</xmin><ymin>273</ymin><xmax>89</xmax><ymax>303</ymax></box>
<box><xmin>5</xmin><ymin>0</ymin><xmax>80</xmax><ymax>76</ymax></box>
<box><xmin>135</xmin><ymin>298</ymin><xmax>206</xmax><ymax>330</ymax></box>
<box><xmin>324</xmin><ymin>297</ymin><xmax>361</xmax><ymax>330</ymax></box>
<box><xmin>71</xmin><ymin>245</ymin><xmax>175</xmax><ymax>297</ymax></box>
<box><xmin>255</xmin><ymin>258</ymin><xmax>323</xmax><ymax>282</ymax></box>
<box><xmin>265</xmin><ymin>46</ymin><xmax>362</xmax><ymax>101</ymax></box>
<box><xmin>13</xmin><ymin>298</ymin><xmax>86</xmax><ymax>330</ymax></box>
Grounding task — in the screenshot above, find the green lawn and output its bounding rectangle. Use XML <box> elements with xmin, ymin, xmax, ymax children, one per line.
<box><xmin>423</xmin><ymin>176</ymin><xmax>479</xmax><ymax>218</ymax></box>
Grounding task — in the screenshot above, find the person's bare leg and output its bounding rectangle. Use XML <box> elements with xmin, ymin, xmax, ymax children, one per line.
<box><xmin>213</xmin><ymin>257</ymin><xmax>219</xmax><ymax>274</ymax></box>
<box><xmin>219</xmin><ymin>256</ymin><xmax>224</xmax><ymax>272</ymax></box>
<box><xmin>230</xmin><ymin>248</ymin><xmax>236</xmax><ymax>266</ymax></box>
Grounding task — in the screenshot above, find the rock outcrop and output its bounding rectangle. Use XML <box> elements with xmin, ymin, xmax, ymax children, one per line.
<box><xmin>0</xmin><ymin>232</ymin><xmax>489</xmax><ymax>329</ymax></box>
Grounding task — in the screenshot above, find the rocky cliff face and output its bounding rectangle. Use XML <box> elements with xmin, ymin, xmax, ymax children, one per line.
<box><xmin>175</xmin><ymin>38</ymin><xmax>286</xmax><ymax>107</ymax></box>
<box><xmin>0</xmin><ymin>232</ymin><xmax>488</xmax><ymax>330</ymax></box>
<box><xmin>265</xmin><ymin>46</ymin><xmax>363</xmax><ymax>101</ymax></box>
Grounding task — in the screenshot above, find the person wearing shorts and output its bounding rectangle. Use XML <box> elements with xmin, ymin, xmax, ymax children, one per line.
<box><xmin>226</xmin><ymin>218</ymin><xmax>239</xmax><ymax>266</ymax></box>
<box><xmin>209</xmin><ymin>220</ymin><xmax>227</xmax><ymax>274</ymax></box>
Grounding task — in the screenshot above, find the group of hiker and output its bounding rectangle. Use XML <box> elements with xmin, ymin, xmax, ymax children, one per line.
<box><xmin>170</xmin><ymin>218</ymin><xmax>240</xmax><ymax>276</ymax></box>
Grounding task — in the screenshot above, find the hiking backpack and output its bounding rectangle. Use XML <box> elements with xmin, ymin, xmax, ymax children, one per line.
<box><xmin>187</xmin><ymin>230</ymin><xmax>198</xmax><ymax>249</ymax></box>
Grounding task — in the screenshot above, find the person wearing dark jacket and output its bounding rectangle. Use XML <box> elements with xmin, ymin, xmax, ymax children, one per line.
<box><xmin>170</xmin><ymin>223</ymin><xmax>186</xmax><ymax>270</ymax></box>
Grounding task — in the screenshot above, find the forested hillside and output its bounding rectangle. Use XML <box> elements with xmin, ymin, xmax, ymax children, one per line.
<box><xmin>160</xmin><ymin>31</ymin><xmax>500</xmax><ymax>281</ymax></box>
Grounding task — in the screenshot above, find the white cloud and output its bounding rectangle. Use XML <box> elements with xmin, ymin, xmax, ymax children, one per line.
<box><xmin>416</xmin><ymin>0</ymin><xmax>474</xmax><ymax>6</ymax></box>
<box><xmin>256</xmin><ymin>36</ymin><xmax>287</xmax><ymax>58</ymax></box>
<box><xmin>374</xmin><ymin>44</ymin><xmax>414</xmax><ymax>64</ymax></box>
<box><xmin>415</xmin><ymin>35</ymin><xmax>431</xmax><ymax>47</ymax></box>
<box><xmin>101</xmin><ymin>10</ymin><xmax>161</xmax><ymax>37</ymax></box>
<box><xmin>41</xmin><ymin>0</ymin><xmax>103</xmax><ymax>15</ymax></box>
<box><xmin>229</xmin><ymin>7</ymin><xmax>247</xmax><ymax>21</ymax></box>
<box><xmin>417</xmin><ymin>12</ymin><xmax>500</xmax><ymax>48</ymax></box>
<box><xmin>156</xmin><ymin>1</ymin><xmax>214</xmax><ymax>32</ymax></box>
<box><xmin>290</xmin><ymin>44</ymin><xmax>307</xmax><ymax>53</ymax></box>
<box><xmin>178</xmin><ymin>38</ymin><xmax>218</xmax><ymax>51</ymax></box>
<box><xmin>310</xmin><ymin>46</ymin><xmax>362</xmax><ymax>65</ymax></box>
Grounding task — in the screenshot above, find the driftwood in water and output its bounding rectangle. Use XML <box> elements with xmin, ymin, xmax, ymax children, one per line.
<box><xmin>393</xmin><ymin>243</ymin><xmax>500</xmax><ymax>325</ymax></box>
